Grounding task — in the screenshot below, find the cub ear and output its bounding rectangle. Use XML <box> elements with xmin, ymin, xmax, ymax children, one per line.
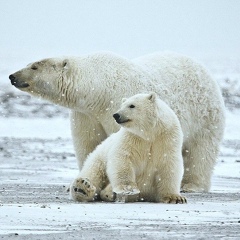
<box><xmin>122</xmin><ymin>98</ymin><xmax>127</xmax><ymax>103</ymax></box>
<box><xmin>63</xmin><ymin>59</ymin><xmax>68</xmax><ymax>68</ymax></box>
<box><xmin>148</xmin><ymin>92</ymin><xmax>157</xmax><ymax>102</ymax></box>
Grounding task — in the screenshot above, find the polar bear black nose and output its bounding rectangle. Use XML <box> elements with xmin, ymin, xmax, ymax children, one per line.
<box><xmin>9</xmin><ymin>74</ymin><xmax>15</xmax><ymax>81</ymax></box>
<box><xmin>9</xmin><ymin>74</ymin><xmax>16</xmax><ymax>85</ymax></box>
<box><xmin>9</xmin><ymin>74</ymin><xmax>30</xmax><ymax>88</ymax></box>
<box><xmin>9</xmin><ymin>74</ymin><xmax>16</xmax><ymax>84</ymax></box>
<box><xmin>113</xmin><ymin>113</ymin><xmax>120</xmax><ymax>121</ymax></box>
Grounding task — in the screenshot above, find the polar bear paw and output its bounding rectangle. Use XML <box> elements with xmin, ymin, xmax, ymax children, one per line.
<box><xmin>161</xmin><ymin>194</ymin><xmax>187</xmax><ymax>204</ymax></box>
<box><xmin>113</xmin><ymin>185</ymin><xmax>140</xmax><ymax>203</ymax></box>
<box><xmin>181</xmin><ymin>183</ymin><xmax>205</xmax><ymax>193</ymax></box>
<box><xmin>100</xmin><ymin>184</ymin><xmax>118</xmax><ymax>202</ymax></box>
<box><xmin>70</xmin><ymin>178</ymin><xmax>96</xmax><ymax>202</ymax></box>
<box><xmin>100</xmin><ymin>184</ymin><xmax>140</xmax><ymax>202</ymax></box>
<box><xmin>113</xmin><ymin>185</ymin><xmax>140</xmax><ymax>195</ymax></box>
<box><xmin>100</xmin><ymin>188</ymin><xmax>115</xmax><ymax>202</ymax></box>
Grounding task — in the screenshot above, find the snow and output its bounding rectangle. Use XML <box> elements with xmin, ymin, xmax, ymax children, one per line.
<box><xmin>0</xmin><ymin>118</ymin><xmax>71</xmax><ymax>139</ymax></box>
<box><xmin>1</xmin><ymin>202</ymin><xmax>239</xmax><ymax>235</ymax></box>
<box><xmin>224</xmin><ymin>111</ymin><xmax>240</xmax><ymax>140</ymax></box>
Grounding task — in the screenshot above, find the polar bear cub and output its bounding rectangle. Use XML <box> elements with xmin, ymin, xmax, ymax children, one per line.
<box><xmin>70</xmin><ymin>93</ymin><xmax>186</xmax><ymax>203</ymax></box>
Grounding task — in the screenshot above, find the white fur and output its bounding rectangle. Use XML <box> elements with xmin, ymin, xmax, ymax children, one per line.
<box><xmin>70</xmin><ymin>93</ymin><xmax>186</xmax><ymax>203</ymax></box>
<box><xmin>11</xmin><ymin>51</ymin><xmax>225</xmax><ymax>192</ymax></box>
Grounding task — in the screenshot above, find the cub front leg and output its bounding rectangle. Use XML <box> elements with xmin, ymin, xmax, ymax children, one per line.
<box><xmin>155</xmin><ymin>154</ymin><xmax>187</xmax><ymax>204</ymax></box>
<box><xmin>106</xmin><ymin>156</ymin><xmax>140</xmax><ymax>201</ymax></box>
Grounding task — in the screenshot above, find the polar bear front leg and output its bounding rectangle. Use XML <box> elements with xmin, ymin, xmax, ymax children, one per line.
<box><xmin>155</xmin><ymin>156</ymin><xmax>187</xmax><ymax>204</ymax></box>
<box><xmin>70</xmin><ymin>111</ymin><xmax>107</xmax><ymax>170</ymax></box>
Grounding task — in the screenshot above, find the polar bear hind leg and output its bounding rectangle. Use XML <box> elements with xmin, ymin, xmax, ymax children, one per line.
<box><xmin>100</xmin><ymin>184</ymin><xmax>115</xmax><ymax>202</ymax></box>
<box><xmin>70</xmin><ymin>178</ymin><xmax>96</xmax><ymax>202</ymax></box>
<box><xmin>181</xmin><ymin>133</ymin><xmax>221</xmax><ymax>192</ymax></box>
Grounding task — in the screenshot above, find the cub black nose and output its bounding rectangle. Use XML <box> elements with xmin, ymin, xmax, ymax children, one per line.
<box><xmin>113</xmin><ymin>113</ymin><xmax>120</xmax><ymax>121</ymax></box>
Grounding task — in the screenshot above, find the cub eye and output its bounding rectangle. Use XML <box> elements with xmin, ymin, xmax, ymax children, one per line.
<box><xmin>129</xmin><ymin>104</ymin><xmax>135</xmax><ymax>108</ymax></box>
<box><xmin>31</xmin><ymin>66</ymin><xmax>38</xmax><ymax>70</ymax></box>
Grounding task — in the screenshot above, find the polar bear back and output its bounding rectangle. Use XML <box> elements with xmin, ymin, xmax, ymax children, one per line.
<box><xmin>132</xmin><ymin>52</ymin><xmax>225</xmax><ymax>141</ymax></box>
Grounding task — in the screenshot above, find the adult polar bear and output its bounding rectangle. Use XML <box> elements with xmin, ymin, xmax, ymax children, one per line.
<box><xmin>9</xmin><ymin>52</ymin><xmax>225</xmax><ymax>192</ymax></box>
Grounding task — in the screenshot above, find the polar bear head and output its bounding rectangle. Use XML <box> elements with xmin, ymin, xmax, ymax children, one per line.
<box><xmin>9</xmin><ymin>58</ymin><xmax>67</xmax><ymax>94</ymax></box>
<box><xmin>9</xmin><ymin>58</ymin><xmax>80</xmax><ymax>107</ymax></box>
<box><xmin>113</xmin><ymin>92</ymin><xmax>159</xmax><ymax>139</ymax></box>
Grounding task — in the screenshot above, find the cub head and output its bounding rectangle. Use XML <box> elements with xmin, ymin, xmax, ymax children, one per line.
<box><xmin>9</xmin><ymin>58</ymin><xmax>72</xmax><ymax>101</ymax></box>
<box><xmin>113</xmin><ymin>92</ymin><xmax>158</xmax><ymax>137</ymax></box>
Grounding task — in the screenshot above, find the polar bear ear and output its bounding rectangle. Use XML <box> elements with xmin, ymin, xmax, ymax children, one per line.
<box><xmin>63</xmin><ymin>59</ymin><xmax>68</xmax><ymax>68</ymax></box>
<box><xmin>148</xmin><ymin>92</ymin><xmax>157</xmax><ymax>102</ymax></box>
<box><xmin>122</xmin><ymin>98</ymin><xmax>127</xmax><ymax>103</ymax></box>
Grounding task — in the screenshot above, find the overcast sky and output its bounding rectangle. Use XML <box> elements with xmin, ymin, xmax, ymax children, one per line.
<box><xmin>0</xmin><ymin>0</ymin><xmax>240</xmax><ymax>62</ymax></box>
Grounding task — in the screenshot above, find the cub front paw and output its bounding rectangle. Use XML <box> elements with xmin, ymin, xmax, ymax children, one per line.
<box><xmin>70</xmin><ymin>177</ymin><xmax>96</xmax><ymax>202</ymax></box>
<box><xmin>113</xmin><ymin>185</ymin><xmax>140</xmax><ymax>203</ymax></box>
<box><xmin>100</xmin><ymin>184</ymin><xmax>140</xmax><ymax>202</ymax></box>
<box><xmin>113</xmin><ymin>185</ymin><xmax>140</xmax><ymax>195</ymax></box>
<box><xmin>161</xmin><ymin>194</ymin><xmax>187</xmax><ymax>204</ymax></box>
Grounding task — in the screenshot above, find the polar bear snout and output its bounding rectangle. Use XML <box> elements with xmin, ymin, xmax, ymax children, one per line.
<box><xmin>113</xmin><ymin>113</ymin><xmax>130</xmax><ymax>124</ymax></box>
<box><xmin>9</xmin><ymin>74</ymin><xmax>30</xmax><ymax>88</ymax></box>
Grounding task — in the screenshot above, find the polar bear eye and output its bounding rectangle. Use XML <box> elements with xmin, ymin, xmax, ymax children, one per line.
<box><xmin>31</xmin><ymin>66</ymin><xmax>38</xmax><ymax>70</ymax></box>
<box><xmin>129</xmin><ymin>104</ymin><xmax>135</xmax><ymax>108</ymax></box>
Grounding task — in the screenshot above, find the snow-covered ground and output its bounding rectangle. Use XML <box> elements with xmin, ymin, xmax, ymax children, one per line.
<box><xmin>0</xmin><ymin>57</ymin><xmax>240</xmax><ymax>239</ymax></box>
